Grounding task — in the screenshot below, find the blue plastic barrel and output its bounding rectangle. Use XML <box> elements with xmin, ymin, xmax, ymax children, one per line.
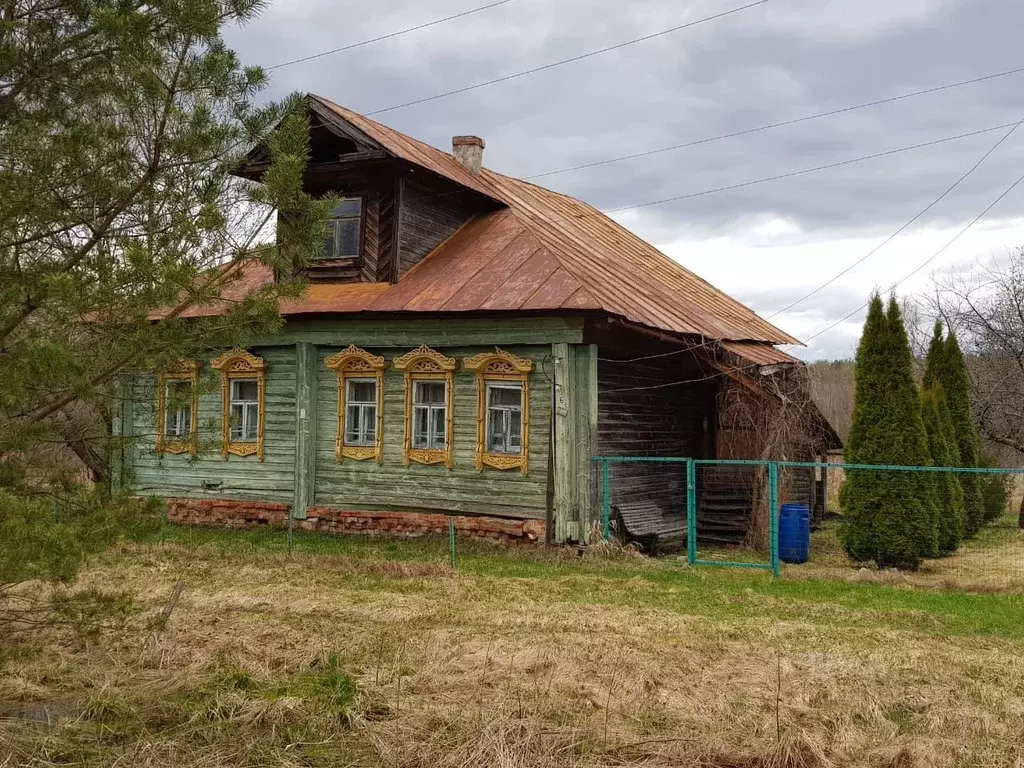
<box><xmin>778</xmin><ymin>503</ymin><xmax>810</xmax><ymax>564</ymax></box>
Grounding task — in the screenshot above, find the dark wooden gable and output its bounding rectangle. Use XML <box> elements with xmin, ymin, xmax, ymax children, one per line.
<box><xmin>239</xmin><ymin>99</ymin><xmax>498</xmax><ymax>286</ymax></box>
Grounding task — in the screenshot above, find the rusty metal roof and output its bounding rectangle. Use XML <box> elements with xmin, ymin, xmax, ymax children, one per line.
<box><xmin>314</xmin><ymin>96</ymin><xmax>798</xmax><ymax>345</ymax></box>
<box><xmin>170</xmin><ymin>97</ymin><xmax>800</xmax><ymax>348</ymax></box>
<box><xmin>721</xmin><ymin>341</ymin><xmax>801</xmax><ymax>367</ymax></box>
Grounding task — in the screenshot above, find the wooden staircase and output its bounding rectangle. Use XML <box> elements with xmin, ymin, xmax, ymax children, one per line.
<box><xmin>696</xmin><ymin>466</ymin><xmax>758</xmax><ymax>543</ymax></box>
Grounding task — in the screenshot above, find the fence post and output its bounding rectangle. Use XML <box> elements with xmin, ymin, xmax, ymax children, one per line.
<box><xmin>601</xmin><ymin>459</ymin><xmax>611</xmax><ymax>541</ymax></box>
<box><xmin>686</xmin><ymin>458</ymin><xmax>697</xmax><ymax>565</ymax></box>
<box><xmin>449</xmin><ymin>516</ymin><xmax>457</xmax><ymax>571</ymax></box>
<box><xmin>768</xmin><ymin>461</ymin><xmax>780</xmax><ymax>578</ymax></box>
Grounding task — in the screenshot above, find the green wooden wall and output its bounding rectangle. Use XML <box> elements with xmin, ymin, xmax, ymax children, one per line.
<box><xmin>124</xmin><ymin>317</ymin><xmax>598</xmax><ymax>538</ymax></box>
<box><xmin>312</xmin><ymin>344</ymin><xmax>552</xmax><ymax>520</ymax></box>
<box><xmin>130</xmin><ymin>346</ymin><xmax>297</xmax><ymax>502</ymax></box>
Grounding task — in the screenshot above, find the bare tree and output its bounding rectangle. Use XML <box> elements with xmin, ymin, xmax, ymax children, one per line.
<box><xmin>929</xmin><ymin>248</ymin><xmax>1024</xmax><ymax>457</ymax></box>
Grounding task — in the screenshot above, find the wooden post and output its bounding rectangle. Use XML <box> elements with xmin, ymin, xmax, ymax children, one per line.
<box><xmin>292</xmin><ymin>342</ymin><xmax>318</xmax><ymax>520</ymax></box>
<box><xmin>552</xmin><ymin>343</ymin><xmax>598</xmax><ymax>543</ymax></box>
<box><xmin>111</xmin><ymin>376</ymin><xmax>134</xmax><ymax>496</ymax></box>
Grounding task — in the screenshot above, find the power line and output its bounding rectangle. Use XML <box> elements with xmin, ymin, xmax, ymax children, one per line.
<box><xmin>266</xmin><ymin>1</ymin><xmax>513</xmax><ymax>71</ymax></box>
<box><xmin>598</xmin><ymin>338</ymin><xmax>715</xmax><ymax>363</ymax></box>
<box><xmin>364</xmin><ymin>0</ymin><xmax>769</xmax><ymax>116</ymax></box>
<box><xmin>601</xmin><ymin>122</ymin><xmax>1018</xmax><ymax>215</ymax></box>
<box><xmin>766</xmin><ymin>115</ymin><xmax>1024</xmax><ymax>319</ymax></box>
<box><xmin>794</xmin><ymin>167</ymin><xmax>1024</xmax><ymax>347</ymax></box>
<box><xmin>601</xmin><ymin>359</ymin><xmax>764</xmax><ymax>393</ymax></box>
<box><xmin>524</xmin><ymin>66</ymin><xmax>1024</xmax><ymax>180</ymax></box>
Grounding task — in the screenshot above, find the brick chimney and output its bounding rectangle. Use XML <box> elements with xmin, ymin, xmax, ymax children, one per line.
<box><xmin>452</xmin><ymin>135</ymin><xmax>485</xmax><ymax>174</ymax></box>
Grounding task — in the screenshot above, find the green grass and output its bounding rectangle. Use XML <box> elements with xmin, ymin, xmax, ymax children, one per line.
<box><xmin>146</xmin><ymin>524</ymin><xmax>1024</xmax><ymax>640</ymax></box>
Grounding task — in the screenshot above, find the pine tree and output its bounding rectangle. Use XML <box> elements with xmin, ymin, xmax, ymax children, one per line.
<box><xmin>940</xmin><ymin>333</ymin><xmax>986</xmax><ymax>537</ymax></box>
<box><xmin>0</xmin><ymin>2</ymin><xmax>333</xmax><ymax>622</ymax></box>
<box><xmin>922</xmin><ymin>384</ymin><xmax>965</xmax><ymax>555</ymax></box>
<box><xmin>841</xmin><ymin>295</ymin><xmax>934</xmax><ymax>568</ymax></box>
<box><xmin>0</xmin><ymin>2</ymin><xmax>334</xmax><ymax>492</ymax></box>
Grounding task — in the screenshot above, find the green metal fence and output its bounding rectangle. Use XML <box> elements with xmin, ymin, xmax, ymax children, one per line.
<box><xmin>593</xmin><ymin>456</ymin><xmax>1024</xmax><ymax>578</ymax></box>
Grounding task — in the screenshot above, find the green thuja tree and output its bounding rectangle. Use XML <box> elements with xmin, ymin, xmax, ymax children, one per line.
<box><xmin>841</xmin><ymin>295</ymin><xmax>935</xmax><ymax>568</ymax></box>
<box><xmin>978</xmin><ymin>450</ymin><xmax>1009</xmax><ymax>523</ymax></box>
<box><xmin>940</xmin><ymin>333</ymin><xmax>986</xmax><ymax>536</ymax></box>
<box><xmin>918</xmin><ymin>390</ymin><xmax>943</xmax><ymax>557</ymax></box>
<box><xmin>840</xmin><ymin>295</ymin><xmax>888</xmax><ymax>562</ymax></box>
<box><xmin>922</xmin><ymin>384</ymin><xmax>965</xmax><ymax>555</ymax></box>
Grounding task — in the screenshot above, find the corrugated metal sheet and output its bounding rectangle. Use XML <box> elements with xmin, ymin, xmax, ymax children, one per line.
<box><xmin>721</xmin><ymin>341</ymin><xmax>801</xmax><ymax>367</ymax></box>
<box><xmin>316</xmin><ymin>96</ymin><xmax>798</xmax><ymax>345</ymax></box>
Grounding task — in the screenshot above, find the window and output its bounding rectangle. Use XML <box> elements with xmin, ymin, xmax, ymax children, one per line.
<box><xmin>345</xmin><ymin>379</ymin><xmax>377</xmax><ymax>446</ymax></box>
<box><xmin>412</xmin><ymin>380</ymin><xmax>447</xmax><ymax>450</ymax></box>
<box><xmin>211</xmin><ymin>349</ymin><xmax>267</xmax><ymax>459</ymax></box>
<box><xmin>323</xmin><ymin>198</ymin><xmax>362</xmax><ymax>259</ymax></box>
<box><xmin>155</xmin><ymin>361</ymin><xmax>201</xmax><ymax>455</ymax></box>
<box><xmin>486</xmin><ymin>383</ymin><xmax>523</xmax><ymax>454</ymax></box>
<box><xmin>464</xmin><ymin>349</ymin><xmax>533</xmax><ymax>474</ymax></box>
<box><xmin>164</xmin><ymin>380</ymin><xmax>193</xmax><ymax>438</ymax></box>
<box><xmin>229</xmin><ymin>379</ymin><xmax>260</xmax><ymax>442</ymax></box>
<box><xmin>394</xmin><ymin>345</ymin><xmax>457</xmax><ymax>468</ymax></box>
<box><xmin>326</xmin><ymin>345</ymin><xmax>386</xmax><ymax>463</ymax></box>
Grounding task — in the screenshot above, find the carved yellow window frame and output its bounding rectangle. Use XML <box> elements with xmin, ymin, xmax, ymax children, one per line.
<box><xmin>325</xmin><ymin>345</ymin><xmax>385</xmax><ymax>464</ymax></box>
<box><xmin>393</xmin><ymin>344</ymin><xmax>456</xmax><ymax>469</ymax></box>
<box><xmin>155</xmin><ymin>360</ymin><xmax>201</xmax><ymax>455</ymax></box>
<box><xmin>211</xmin><ymin>349</ymin><xmax>267</xmax><ymax>460</ymax></box>
<box><xmin>464</xmin><ymin>348</ymin><xmax>533</xmax><ymax>474</ymax></box>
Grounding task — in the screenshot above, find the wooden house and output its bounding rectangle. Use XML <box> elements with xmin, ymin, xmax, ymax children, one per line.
<box><xmin>116</xmin><ymin>95</ymin><xmax>839</xmax><ymax>547</ymax></box>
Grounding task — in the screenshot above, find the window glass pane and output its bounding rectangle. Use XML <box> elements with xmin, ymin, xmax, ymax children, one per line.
<box><xmin>244</xmin><ymin>403</ymin><xmax>259</xmax><ymax>440</ymax></box>
<box><xmin>348</xmin><ymin>380</ymin><xmax>376</xmax><ymax>403</ymax></box>
<box><xmin>431</xmin><ymin>407</ymin><xmax>446</xmax><ymax>447</ymax></box>
<box><xmin>232</xmin><ymin>379</ymin><xmax>258</xmax><ymax>402</ymax></box>
<box><xmin>488</xmin><ymin>384</ymin><xmax>521</xmax><ymax>408</ymax></box>
<box><xmin>508</xmin><ymin>410</ymin><xmax>522</xmax><ymax>450</ymax></box>
<box><xmin>323</xmin><ymin>230</ymin><xmax>335</xmax><ymax>260</ymax></box>
<box><xmin>229</xmin><ymin>402</ymin><xmax>243</xmax><ymax>440</ymax></box>
<box><xmin>331</xmin><ymin>198</ymin><xmax>361</xmax><ymax>218</ymax></box>
<box><xmin>487</xmin><ymin>408</ymin><xmax>505</xmax><ymax>452</ymax></box>
<box><xmin>346</xmin><ymin>404</ymin><xmax>361</xmax><ymax>439</ymax></box>
<box><xmin>414</xmin><ymin>381</ymin><xmax>446</xmax><ymax>405</ymax></box>
<box><xmin>337</xmin><ymin>219</ymin><xmax>359</xmax><ymax>257</ymax></box>
<box><xmin>413</xmin><ymin>406</ymin><xmax>429</xmax><ymax>448</ymax></box>
<box><xmin>362</xmin><ymin>406</ymin><xmax>376</xmax><ymax>443</ymax></box>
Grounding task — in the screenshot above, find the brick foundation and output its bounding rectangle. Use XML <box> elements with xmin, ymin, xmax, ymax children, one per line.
<box><xmin>163</xmin><ymin>498</ymin><xmax>546</xmax><ymax>545</ymax></box>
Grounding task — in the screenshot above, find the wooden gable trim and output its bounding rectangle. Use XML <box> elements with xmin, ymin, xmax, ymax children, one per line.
<box><xmin>308</xmin><ymin>98</ymin><xmax>384</xmax><ymax>154</ymax></box>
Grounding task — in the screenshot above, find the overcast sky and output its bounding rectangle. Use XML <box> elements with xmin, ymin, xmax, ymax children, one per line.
<box><xmin>223</xmin><ymin>0</ymin><xmax>1024</xmax><ymax>360</ymax></box>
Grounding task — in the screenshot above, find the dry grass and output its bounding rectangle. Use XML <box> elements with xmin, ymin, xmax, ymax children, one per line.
<box><xmin>791</xmin><ymin>512</ymin><xmax>1024</xmax><ymax>594</ymax></box>
<box><xmin>3</xmin><ymin>526</ymin><xmax>1024</xmax><ymax>767</ymax></box>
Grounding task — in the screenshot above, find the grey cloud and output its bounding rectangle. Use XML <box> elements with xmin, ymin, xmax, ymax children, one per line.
<box><xmin>223</xmin><ymin>0</ymin><xmax>1024</xmax><ymax>351</ymax></box>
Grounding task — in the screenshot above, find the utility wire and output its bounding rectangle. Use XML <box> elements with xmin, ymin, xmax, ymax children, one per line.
<box><xmin>525</xmin><ymin>66</ymin><xmax>1024</xmax><ymax>180</ymax></box>
<box><xmin>601</xmin><ymin>122</ymin><xmax>1018</xmax><ymax>215</ymax></box>
<box><xmin>266</xmin><ymin>1</ymin><xmax>513</xmax><ymax>70</ymax></box>
<box><xmin>794</xmin><ymin>167</ymin><xmax>1024</xmax><ymax>347</ymax></box>
<box><xmin>766</xmin><ymin>115</ymin><xmax>1024</xmax><ymax>319</ymax></box>
<box><xmin>598</xmin><ymin>338</ymin><xmax>715</xmax><ymax>363</ymax></box>
<box><xmin>364</xmin><ymin>0</ymin><xmax>769</xmax><ymax>116</ymax></box>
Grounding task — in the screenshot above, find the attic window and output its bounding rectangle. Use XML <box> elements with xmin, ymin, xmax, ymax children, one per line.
<box><xmin>323</xmin><ymin>197</ymin><xmax>362</xmax><ymax>259</ymax></box>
